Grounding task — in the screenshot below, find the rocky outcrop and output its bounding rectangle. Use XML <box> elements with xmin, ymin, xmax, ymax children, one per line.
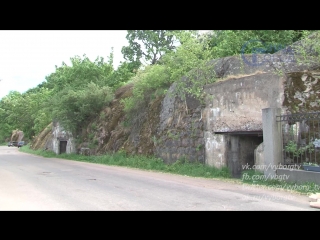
<box><xmin>283</xmin><ymin>71</ymin><xmax>320</xmax><ymax>113</ymax></box>
<box><xmin>10</xmin><ymin>130</ymin><xmax>24</xmax><ymax>142</ymax></box>
<box><xmin>154</xmin><ymin>83</ymin><xmax>205</xmax><ymax>164</ymax></box>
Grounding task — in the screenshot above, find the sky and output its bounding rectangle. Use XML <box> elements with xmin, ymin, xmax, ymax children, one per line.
<box><xmin>0</xmin><ymin>30</ymin><xmax>129</xmax><ymax>99</ymax></box>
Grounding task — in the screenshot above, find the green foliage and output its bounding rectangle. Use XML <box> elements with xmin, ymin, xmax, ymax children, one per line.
<box><xmin>292</xmin><ymin>30</ymin><xmax>320</xmax><ymax>67</ymax></box>
<box><xmin>207</xmin><ymin>30</ymin><xmax>314</xmax><ymax>59</ymax></box>
<box><xmin>45</xmin><ymin>54</ymin><xmax>114</xmax><ymax>92</ymax></box>
<box><xmin>0</xmin><ymin>51</ymin><xmax>138</xmax><ymax>142</ymax></box>
<box><xmin>0</xmin><ymin>88</ymin><xmax>53</xmax><ymax>140</ymax></box>
<box><xmin>91</xmin><ymin>123</ymin><xmax>98</xmax><ymax>131</ymax></box>
<box><xmin>50</xmin><ymin>82</ymin><xmax>114</xmax><ymax>135</ymax></box>
<box><xmin>99</xmin><ymin>111</ymin><xmax>106</xmax><ymax>120</ymax></box>
<box><xmin>285</xmin><ymin>140</ymin><xmax>315</xmax><ymax>158</ymax></box>
<box><xmin>161</xmin><ymin>31</ymin><xmax>215</xmax><ymax>102</ymax></box>
<box><xmin>303</xmin><ymin>162</ymin><xmax>319</xmax><ymax>167</ymax></box>
<box><xmin>20</xmin><ymin>144</ymin><xmax>231</xmax><ymax>179</ymax></box>
<box><xmin>196</xmin><ymin>144</ymin><xmax>203</xmax><ymax>152</ymax></box>
<box><xmin>121</xmin><ymin>30</ymin><xmax>178</xmax><ymax>66</ymax></box>
<box><xmin>1</xmin><ymin>30</ymin><xmax>316</xmax><ymax>145</ymax></box>
<box><xmin>121</xmin><ymin>64</ymin><xmax>171</xmax><ymax>120</ymax></box>
<box><xmin>0</xmin><ymin>91</ymin><xmax>21</xmax><ymax>141</ymax></box>
<box><xmin>122</xmin><ymin>31</ymin><xmax>216</xmax><ymax>117</ymax></box>
<box><xmin>107</xmin><ymin>61</ymin><xmax>136</xmax><ymax>90</ymax></box>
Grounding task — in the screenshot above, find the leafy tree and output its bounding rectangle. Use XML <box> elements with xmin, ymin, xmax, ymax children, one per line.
<box><xmin>0</xmin><ymin>88</ymin><xmax>53</xmax><ymax>140</ymax></box>
<box><xmin>0</xmin><ymin>91</ymin><xmax>23</xmax><ymax>141</ymax></box>
<box><xmin>50</xmin><ymin>82</ymin><xmax>114</xmax><ymax>135</ymax></box>
<box><xmin>105</xmin><ymin>61</ymin><xmax>136</xmax><ymax>90</ymax></box>
<box><xmin>122</xmin><ymin>30</ymin><xmax>215</xmax><ymax>117</ymax></box>
<box><xmin>121</xmin><ymin>30</ymin><xmax>179</xmax><ymax>66</ymax></box>
<box><xmin>45</xmin><ymin>54</ymin><xmax>114</xmax><ymax>93</ymax></box>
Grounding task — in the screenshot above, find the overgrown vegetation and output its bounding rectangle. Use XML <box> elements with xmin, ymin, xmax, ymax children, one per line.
<box><xmin>1</xmin><ymin>30</ymin><xmax>318</xmax><ymax>148</ymax></box>
<box><xmin>50</xmin><ymin>82</ymin><xmax>114</xmax><ymax>135</ymax></box>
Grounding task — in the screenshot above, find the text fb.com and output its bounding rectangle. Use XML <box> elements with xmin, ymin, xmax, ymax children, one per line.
<box><xmin>242</xmin><ymin>163</ymin><xmax>301</xmax><ymax>171</ymax></box>
<box><xmin>242</xmin><ymin>172</ymin><xmax>290</xmax><ymax>181</ymax></box>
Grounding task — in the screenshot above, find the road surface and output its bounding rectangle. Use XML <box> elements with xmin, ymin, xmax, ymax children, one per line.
<box><xmin>0</xmin><ymin>146</ymin><xmax>317</xmax><ymax>210</ymax></box>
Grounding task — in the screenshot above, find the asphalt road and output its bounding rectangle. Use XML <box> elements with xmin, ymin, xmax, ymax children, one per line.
<box><xmin>0</xmin><ymin>146</ymin><xmax>317</xmax><ymax>211</ymax></box>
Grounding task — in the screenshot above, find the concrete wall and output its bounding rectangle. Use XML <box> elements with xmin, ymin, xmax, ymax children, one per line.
<box><xmin>204</xmin><ymin>131</ymin><xmax>227</xmax><ymax>168</ymax></box>
<box><xmin>202</xmin><ymin>72</ymin><xmax>284</xmax><ymax>171</ymax></box>
<box><xmin>277</xmin><ymin>169</ymin><xmax>320</xmax><ymax>185</ymax></box>
<box><xmin>201</xmin><ymin>50</ymin><xmax>320</xmax><ymax>173</ymax></box>
<box><xmin>254</xmin><ymin>142</ymin><xmax>264</xmax><ymax>173</ymax></box>
<box><xmin>203</xmin><ymin>72</ymin><xmax>285</xmax><ymax>133</ymax></box>
<box><xmin>46</xmin><ymin>121</ymin><xmax>76</xmax><ymax>154</ymax></box>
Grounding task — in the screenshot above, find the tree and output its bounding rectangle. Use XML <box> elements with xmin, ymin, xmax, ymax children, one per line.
<box><xmin>44</xmin><ymin>54</ymin><xmax>114</xmax><ymax>93</ymax></box>
<box><xmin>121</xmin><ymin>30</ymin><xmax>178</xmax><ymax>66</ymax></box>
<box><xmin>50</xmin><ymin>82</ymin><xmax>114</xmax><ymax>135</ymax></box>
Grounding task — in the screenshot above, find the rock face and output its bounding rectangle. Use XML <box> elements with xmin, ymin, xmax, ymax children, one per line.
<box><xmin>283</xmin><ymin>71</ymin><xmax>320</xmax><ymax>113</ymax></box>
<box><xmin>154</xmin><ymin>83</ymin><xmax>205</xmax><ymax>164</ymax></box>
<box><xmin>10</xmin><ymin>130</ymin><xmax>24</xmax><ymax>142</ymax></box>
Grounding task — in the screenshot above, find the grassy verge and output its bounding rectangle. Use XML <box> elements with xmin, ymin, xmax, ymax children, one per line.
<box><xmin>19</xmin><ymin>145</ymin><xmax>231</xmax><ymax>179</ymax></box>
<box><xmin>19</xmin><ymin>145</ymin><xmax>320</xmax><ymax>195</ymax></box>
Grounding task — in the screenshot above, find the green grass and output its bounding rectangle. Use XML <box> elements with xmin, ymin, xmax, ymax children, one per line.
<box><xmin>19</xmin><ymin>145</ymin><xmax>320</xmax><ymax>195</ymax></box>
<box><xmin>19</xmin><ymin>145</ymin><xmax>231</xmax><ymax>179</ymax></box>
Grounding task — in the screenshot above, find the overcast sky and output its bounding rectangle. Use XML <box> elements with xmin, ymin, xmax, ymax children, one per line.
<box><xmin>0</xmin><ymin>30</ymin><xmax>128</xmax><ymax>99</ymax></box>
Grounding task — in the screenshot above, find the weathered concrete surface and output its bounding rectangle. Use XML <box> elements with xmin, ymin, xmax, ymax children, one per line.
<box><xmin>283</xmin><ymin>71</ymin><xmax>320</xmax><ymax>113</ymax></box>
<box><xmin>201</xmin><ymin>50</ymin><xmax>317</xmax><ymax>174</ymax></box>
<box><xmin>277</xmin><ymin>169</ymin><xmax>320</xmax><ymax>185</ymax></box>
<box><xmin>46</xmin><ymin>121</ymin><xmax>76</xmax><ymax>154</ymax></box>
<box><xmin>262</xmin><ymin>108</ymin><xmax>283</xmax><ymax>177</ymax></box>
<box><xmin>208</xmin><ymin>51</ymin><xmax>320</xmax><ymax>78</ymax></box>
<box><xmin>204</xmin><ymin>131</ymin><xmax>227</xmax><ymax>168</ymax></box>
<box><xmin>203</xmin><ymin>72</ymin><xmax>285</xmax><ymax>132</ymax></box>
<box><xmin>254</xmin><ymin>142</ymin><xmax>264</xmax><ymax>173</ymax></box>
<box><xmin>209</xmin><ymin>53</ymin><xmax>319</xmax><ymax>80</ymax></box>
<box><xmin>155</xmin><ymin>83</ymin><xmax>205</xmax><ymax>164</ymax></box>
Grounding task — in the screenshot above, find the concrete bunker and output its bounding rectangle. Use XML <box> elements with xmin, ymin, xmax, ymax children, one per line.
<box><xmin>203</xmin><ymin>70</ymin><xmax>285</xmax><ymax>176</ymax></box>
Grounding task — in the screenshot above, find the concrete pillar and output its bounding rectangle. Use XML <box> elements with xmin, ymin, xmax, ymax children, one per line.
<box><xmin>262</xmin><ymin>108</ymin><xmax>283</xmax><ymax>177</ymax></box>
<box><xmin>229</xmin><ymin>136</ymin><xmax>241</xmax><ymax>178</ymax></box>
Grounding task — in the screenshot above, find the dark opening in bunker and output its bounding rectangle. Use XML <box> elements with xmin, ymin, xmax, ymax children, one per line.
<box><xmin>215</xmin><ymin>131</ymin><xmax>263</xmax><ymax>178</ymax></box>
